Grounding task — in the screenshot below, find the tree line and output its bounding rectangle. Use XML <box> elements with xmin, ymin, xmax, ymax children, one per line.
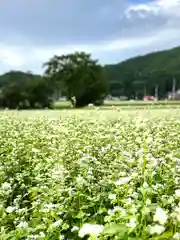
<box><xmin>0</xmin><ymin>46</ymin><xmax>180</xmax><ymax>109</ymax></box>
<box><xmin>0</xmin><ymin>52</ymin><xmax>108</xmax><ymax>109</ymax></box>
<box><xmin>0</xmin><ymin>71</ymin><xmax>54</xmax><ymax>109</ymax></box>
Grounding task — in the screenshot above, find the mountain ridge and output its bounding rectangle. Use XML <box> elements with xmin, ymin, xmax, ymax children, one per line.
<box><xmin>105</xmin><ymin>45</ymin><xmax>180</xmax><ymax>98</ymax></box>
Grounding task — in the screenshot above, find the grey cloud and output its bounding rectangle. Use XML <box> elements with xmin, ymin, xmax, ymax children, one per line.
<box><xmin>0</xmin><ymin>0</ymin><xmax>128</xmax><ymax>45</ymax></box>
<box><xmin>0</xmin><ymin>0</ymin><xmax>177</xmax><ymax>47</ymax></box>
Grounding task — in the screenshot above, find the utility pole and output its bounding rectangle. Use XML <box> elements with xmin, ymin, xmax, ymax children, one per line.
<box><xmin>172</xmin><ymin>78</ymin><xmax>176</xmax><ymax>100</ymax></box>
<box><xmin>144</xmin><ymin>85</ymin><xmax>147</xmax><ymax>97</ymax></box>
<box><xmin>155</xmin><ymin>85</ymin><xmax>158</xmax><ymax>100</ymax></box>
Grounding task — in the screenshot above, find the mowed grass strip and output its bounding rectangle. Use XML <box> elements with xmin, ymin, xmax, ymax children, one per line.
<box><xmin>53</xmin><ymin>100</ymin><xmax>180</xmax><ymax>111</ymax></box>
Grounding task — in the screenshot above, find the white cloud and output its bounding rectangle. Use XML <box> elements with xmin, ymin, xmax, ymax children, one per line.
<box><xmin>0</xmin><ymin>44</ymin><xmax>24</xmax><ymax>68</ymax></box>
<box><xmin>1</xmin><ymin>24</ymin><xmax>180</xmax><ymax>74</ymax></box>
<box><xmin>0</xmin><ymin>43</ymin><xmax>100</xmax><ymax>73</ymax></box>
<box><xmin>126</xmin><ymin>0</ymin><xmax>180</xmax><ymax>18</ymax></box>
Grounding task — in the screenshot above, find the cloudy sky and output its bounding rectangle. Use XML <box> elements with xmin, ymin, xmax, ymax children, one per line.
<box><xmin>0</xmin><ymin>0</ymin><xmax>180</xmax><ymax>73</ymax></box>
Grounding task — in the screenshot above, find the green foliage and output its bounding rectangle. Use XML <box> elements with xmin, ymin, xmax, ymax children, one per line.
<box><xmin>105</xmin><ymin>46</ymin><xmax>180</xmax><ymax>98</ymax></box>
<box><xmin>0</xmin><ymin>109</ymin><xmax>180</xmax><ymax>239</ymax></box>
<box><xmin>0</xmin><ymin>71</ymin><xmax>53</xmax><ymax>109</ymax></box>
<box><xmin>43</xmin><ymin>52</ymin><xmax>108</xmax><ymax>107</ymax></box>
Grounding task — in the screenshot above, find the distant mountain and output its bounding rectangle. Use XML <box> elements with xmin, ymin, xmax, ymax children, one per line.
<box><xmin>0</xmin><ymin>71</ymin><xmax>41</xmax><ymax>87</ymax></box>
<box><xmin>105</xmin><ymin>46</ymin><xmax>180</xmax><ymax>99</ymax></box>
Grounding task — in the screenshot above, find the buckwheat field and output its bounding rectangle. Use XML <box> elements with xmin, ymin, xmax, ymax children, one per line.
<box><xmin>1</xmin><ymin>109</ymin><xmax>180</xmax><ymax>240</ymax></box>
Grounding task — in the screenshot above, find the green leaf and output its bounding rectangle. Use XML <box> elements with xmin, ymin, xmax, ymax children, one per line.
<box><xmin>75</xmin><ymin>211</ymin><xmax>86</xmax><ymax>219</ymax></box>
<box><xmin>62</xmin><ymin>223</ymin><xmax>69</xmax><ymax>230</ymax></box>
<box><xmin>154</xmin><ymin>231</ymin><xmax>173</xmax><ymax>240</ymax></box>
<box><xmin>103</xmin><ymin>223</ymin><xmax>128</xmax><ymax>236</ymax></box>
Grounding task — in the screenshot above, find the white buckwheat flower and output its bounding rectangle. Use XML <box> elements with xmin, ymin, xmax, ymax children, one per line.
<box><xmin>71</xmin><ymin>226</ymin><xmax>79</xmax><ymax>232</ymax></box>
<box><xmin>108</xmin><ymin>193</ymin><xmax>116</xmax><ymax>200</ymax></box>
<box><xmin>173</xmin><ymin>232</ymin><xmax>180</xmax><ymax>240</ymax></box>
<box><xmin>154</xmin><ymin>207</ymin><xmax>168</xmax><ymax>225</ymax></box>
<box><xmin>143</xmin><ymin>182</ymin><xmax>149</xmax><ymax>188</ymax></box>
<box><xmin>1</xmin><ymin>182</ymin><xmax>11</xmax><ymax>189</ymax></box>
<box><xmin>39</xmin><ymin>232</ymin><xmax>45</xmax><ymax>237</ymax></box>
<box><xmin>108</xmin><ymin>209</ymin><xmax>114</xmax><ymax>215</ymax></box>
<box><xmin>78</xmin><ymin>224</ymin><xmax>104</xmax><ymax>238</ymax></box>
<box><xmin>175</xmin><ymin>190</ymin><xmax>180</xmax><ymax>198</ymax></box>
<box><xmin>17</xmin><ymin>221</ymin><xmax>28</xmax><ymax>229</ymax></box>
<box><xmin>126</xmin><ymin>218</ymin><xmax>137</xmax><ymax>229</ymax></box>
<box><xmin>149</xmin><ymin>224</ymin><xmax>165</xmax><ymax>235</ymax></box>
<box><xmin>115</xmin><ymin>177</ymin><xmax>131</xmax><ymax>185</ymax></box>
<box><xmin>6</xmin><ymin>206</ymin><xmax>16</xmax><ymax>213</ymax></box>
<box><xmin>172</xmin><ymin>206</ymin><xmax>180</xmax><ymax>221</ymax></box>
<box><xmin>52</xmin><ymin>220</ymin><xmax>63</xmax><ymax>227</ymax></box>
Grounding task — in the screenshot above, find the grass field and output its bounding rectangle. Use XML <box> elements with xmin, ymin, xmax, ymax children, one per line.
<box><xmin>0</xmin><ymin>108</ymin><xmax>180</xmax><ymax>239</ymax></box>
<box><xmin>54</xmin><ymin>100</ymin><xmax>180</xmax><ymax>110</ymax></box>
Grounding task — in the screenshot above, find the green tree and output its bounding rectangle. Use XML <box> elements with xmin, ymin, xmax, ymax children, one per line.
<box><xmin>0</xmin><ymin>82</ymin><xmax>24</xmax><ymax>109</ymax></box>
<box><xmin>0</xmin><ymin>71</ymin><xmax>53</xmax><ymax>109</ymax></box>
<box><xmin>43</xmin><ymin>52</ymin><xmax>108</xmax><ymax>107</ymax></box>
<box><xmin>24</xmin><ymin>76</ymin><xmax>54</xmax><ymax>109</ymax></box>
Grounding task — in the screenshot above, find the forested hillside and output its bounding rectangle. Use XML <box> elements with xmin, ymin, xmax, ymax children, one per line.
<box><xmin>105</xmin><ymin>46</ymin><xmax>180</xmax><ymax>99</ymax></box>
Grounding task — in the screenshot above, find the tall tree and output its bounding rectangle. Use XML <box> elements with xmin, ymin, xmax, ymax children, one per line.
<box><xmin>43</xmin><ymin>52</ymin><xmax>108</xmax><ymax>107</ymax></box>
